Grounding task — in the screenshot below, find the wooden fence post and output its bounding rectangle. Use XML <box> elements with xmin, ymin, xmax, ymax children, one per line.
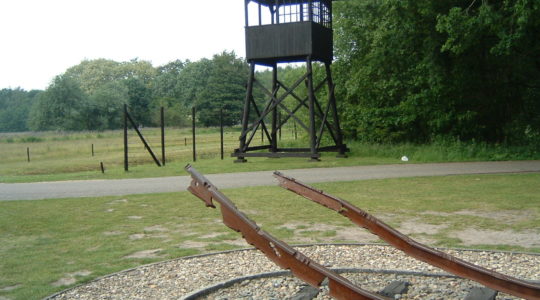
<box><xmin>192</xmin><ymin>106</ymin><xmax>196</xmax><ymax>162</ymax></box>
<box><xmin>220</xmin><ymin>108</ymin><xmax>224</xmax><ymax>160</ymax></box>
<box><xmin>161</xmin><ymin>106</ymin><xmax>166</xmax><ymax>166</ymax></box>
<box><xmin>124</xmin><ymin>104</ymin><xmax>128</xmax><ymax>171</ymax></box>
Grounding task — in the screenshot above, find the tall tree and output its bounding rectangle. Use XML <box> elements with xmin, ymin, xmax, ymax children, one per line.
<box><xmin>151</xmin><ymin>60</ymin><xmax>191</xmax><ymax>127</ymax></box>
<box><xmin>153</xmin><ymin>59</ymin><xmax>185</xmax><ymax>100</ymax></box>
<box><xmin>28</xmin><ymin>75</ymin><xmax>88</xmax><ymax>131</ymax></box>
<box><xmin>0</xmin><ymin>88</ymin><xmax>40</xmax><ymax>132</ymax></box>
<box><xmin>197</xmin><ymin>51</ymin><xmax>249</xmax><ymax>126</ymax></box>
<box><xmin>87</xmin><ymin>81</ymin><xmax>128</xmax><ymax>130</ymax></box>
<box><xmin>175</xmin><ymin>58</ymin><xmax>213</xmax><ymax>109</ymax></box>
<box><xmin>64</xmin><ymin>58</ymin><xmax>157</xmax><ymax>94</ymax></box>
<box><xmin>125</xmin><ymin>77</ymin><xmax>153</xmax><ymax>126</ymax></box>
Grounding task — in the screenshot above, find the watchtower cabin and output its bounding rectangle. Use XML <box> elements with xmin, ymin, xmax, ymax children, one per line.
<box><xmin>233</xmin><ymin>0</ymin><xmax>348</xmax><ymax>162</ymax></box>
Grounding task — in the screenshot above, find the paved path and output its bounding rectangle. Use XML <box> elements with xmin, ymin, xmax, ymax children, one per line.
<box><xmin>1</xmin><ymin>161</ymin><xmax>539</xmax><ymax>201</ymax></box>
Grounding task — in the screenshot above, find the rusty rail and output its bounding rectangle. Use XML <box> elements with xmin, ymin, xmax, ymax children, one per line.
<box><xmin>185</xmin><ymin>165</ymin><xmax>388</xmax><ymax>300</ymax></box>
<box><xmin>274</xmin><ymin>171</ymin><xmax>540</xmax><ymax>300</ymax></box>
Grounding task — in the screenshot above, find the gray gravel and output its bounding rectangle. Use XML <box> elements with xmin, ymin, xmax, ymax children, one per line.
<box><xmin>48</xmin><ymin>244</ymin><xmax>540</xmax><ymax>300</ymax></box>
<box><xmin>203</xmin><ymin>273</ymin><xmax>514</xmax><ymax>300</ymax></box>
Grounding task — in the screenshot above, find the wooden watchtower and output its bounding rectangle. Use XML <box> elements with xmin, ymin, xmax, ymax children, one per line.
<box><xmin>233</xmin><ymin>0</ymin><xmax>348</xmax><ymax>162</ymax></box>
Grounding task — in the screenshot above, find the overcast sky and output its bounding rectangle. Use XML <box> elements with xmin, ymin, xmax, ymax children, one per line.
<box><xmin>0</xmin><ymin>0</ymin><xmax>246</xmax><ymax>91</ymax></box>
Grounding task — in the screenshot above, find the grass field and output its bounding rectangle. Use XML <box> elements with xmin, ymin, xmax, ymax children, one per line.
<box><xmin>1</xmin><ymin>127</ymin><xmax>538</xmax><ymax>183</ymax></box>
<box><xmin>1</xmin><ymin>173</ymin><xmax>539</xmax><ymax>299</ymax></box>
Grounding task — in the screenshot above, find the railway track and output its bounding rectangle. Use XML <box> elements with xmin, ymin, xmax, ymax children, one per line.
<box><xmin>186</xmin><ymin>165</ymin><xmax>540</xmax><ymax>300</ymax></box>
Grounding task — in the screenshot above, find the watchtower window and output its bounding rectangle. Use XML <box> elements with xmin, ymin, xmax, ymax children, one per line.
<box><xmin>278</xmin><ymin>4</ymin><xmax>302</xmax><ymax>23</ymax></box>
<box><xmin>246</xmin><ymin>0</ymin><xmax>332</xmax><ymax>29</ymax></box>
<box><xmin>311</xmin><ymin>1</ymin><xmax>332</xmax><ymax>28</ymax></box>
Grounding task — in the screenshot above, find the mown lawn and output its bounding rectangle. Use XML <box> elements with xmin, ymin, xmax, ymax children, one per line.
<box><xmin>0</xmin><ymin>173</ymin><xmax>539</xmax><ymax>299</ymax></box>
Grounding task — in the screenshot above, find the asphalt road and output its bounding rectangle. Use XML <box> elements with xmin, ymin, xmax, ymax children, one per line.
<box><xmin>1</xmin><ymin>161</ymin><xmax>539</xmax><ymax>201</ymax></box>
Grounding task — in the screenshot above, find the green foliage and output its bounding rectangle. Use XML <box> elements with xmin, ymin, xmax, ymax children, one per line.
<box><xmin>153</xmin><ymin>60</ymin><xmax>185</xmax><ymax>100</ymax></box>
<box><xmin>436</xmin><ymin>0</ymin><xmax>540</xmax><ymax>144</ymax></box>
<box><xmin>63</xmin><ymin>58</ymin><xmax>157</xmax><ymax>128</ymax></box>
<box><xmin>28</xmin><ymin>75</ymin><xmax>89</xmax><ymax>131</ymax></box>
<box><xmin>125</xmin><ymin>77</ymin><xmax>153</xmax><ymax>126</ymax></box>
<box><xmin>333</xmin><ymin>0</ymin><xmax>540</xmax><ymax>146</ymax></box>
<box><xmin>197</xmin><ymin>51</ymin><xmax>249</xmax><ymax>126</ymax></box>
<box><xmin>63</xmin><ymin>58</ymin><xmax>157</xmax><ymax>95</ymax></box>
<box><xmin>174</xmin><ymin>58</ymin><xmax>212</xmax><ymax>109</ymax></box>
<box><xmin>151</xmin><ymin>97</ymin><xmax>190</xmax><ymax>128</ymax></box>
<box><xmin>17</xmin><ymin>53</ymin><xmax>249</xmax><ymax>131</ymax></box>
<box><xmin>0</xmin><ymin>88</ymin><xmax>40</xmax><ymax>132</ymax></box>
<box><xmin>87</xmin><ymin>81</ymin><xmax>128</xmax><ymax>130</ymax></box>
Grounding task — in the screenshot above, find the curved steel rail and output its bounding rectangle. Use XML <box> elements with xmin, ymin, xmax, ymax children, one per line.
<box><xmin>274</xmin><ymin>171</ymin><xmax>540</xmax><ymax>300</ymax></box>
<box><xmin>185</xmin><ymin>165</ymin><xmax>387</xmax><ymax>300</ymax></box>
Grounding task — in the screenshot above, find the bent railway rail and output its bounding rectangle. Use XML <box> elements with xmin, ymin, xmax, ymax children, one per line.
<box><xmin>186</xmin><ymin>165</ymin><xmax>386</xmax><ymax>300</ymax></box>
<box><xmin>185</xmin><ymin>165</ymin><xmax>540</xmax><ymax>300</ymax></box>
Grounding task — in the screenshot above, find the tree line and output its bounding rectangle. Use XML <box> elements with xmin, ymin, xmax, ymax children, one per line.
<box><xmin>333</xmin><ymin>0</ymin><xmax>539</xmax><ymax>145</ymax></box>
<box><xmin>0</xmin><ymin>51</ymin><xmax>249</xmax><ymax>132</ymax></box>
<box><xmin>1</xmin><ymin>0</ymin><xmax>539</xmax><ymax>147</ymax></box>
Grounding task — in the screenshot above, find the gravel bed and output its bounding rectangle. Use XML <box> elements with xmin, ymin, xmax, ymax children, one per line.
<box><xmin>48</xmin><ymin>244</ymin><xmax>540</xmax><ymax>300</ymax></box>
<box><xmin>201</xmin><ymin>272</ymin><xmax>522</xmax><ymax>300</ymax></box>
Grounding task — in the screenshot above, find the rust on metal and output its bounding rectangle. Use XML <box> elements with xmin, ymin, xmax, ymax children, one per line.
<box><xmin>185</xmin><ymin>165</ymin><xmax>388</xmax><ymax>300</ymax></box>
<box><xmin>273</xmin><ymin>171</ymin><xmax>540</xmax><ymax>300</ymax></box>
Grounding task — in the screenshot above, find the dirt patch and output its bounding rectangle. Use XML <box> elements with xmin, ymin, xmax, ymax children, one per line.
<box><xmin>421</xmin><ymin>209</ymin><xmax>536</xmax><ymax>224</ymax></box>
<box><xmin>199</xmin><ymin>233</ymin><xmax>223</xmax><ymax>239</ymax></box>
<box><xmin>451</xmin><ymin>229</ymin><xmax>540</xmax><ymax>248</ymax></box>
<box><xmin>242</xmin><ymin>209</ymin><xmax>261</xmax><ymax>216</ymax></box>
<box><xmin>129</xmin><ymin>232</ymin><xmax>169</xmax><ymax>240</ymax></box>
<box><xmin>108</xmin><ymin>199</ymin><xmax>128</xmax><ymax>205</ymax></box>
<box><xmin>280</xmin><ymin>223</ymin><xmax>380</xmax><ymax>244</ymax></box>
<box><xmin>0</xmin><ymin>284</ymin><xmax>21</xmax><ymax>292</ymax></box>
<box><xmin>333</xmin><ymin>226</ymin><xmax>380</xmax><ymax>243</ymax></box>
<box><xmin>103</xmin><ymin>231</ymin><xmax>123</xmax><ymax>236</ymax></box>
<box><xmin>149</xmin><ymin>234</ymin><xmax>169</xmax><ymax>239</ymax></box>
<box><xmin>178</xmin><ymin>239</ymin><xmax>247</xmax><ymax>249</ymax></box>
<box><xmin>144</xmin><ymin>225</ymin><xmax>169</xmax><ymax>232</ymax></box>
<box><xmin>397</xmin><ymin>220</ymin><xmax>448</xmax><ymax>235</ymax></box>
<box><xmin>86</xmin><ymin>245</ymin><xmax>101</xmax><ymax>252</ymax></box>
<box><xmin>52</xmin><ymin>277</ymin><xmax>76</xmax><ymax>287</ymax></box>
<box><xmin>51</xmin><ymin>270</ymin><xmax>92</xmax><ymax>287</ymax></box>
<box><xmin>279</xmin><ymin>222</ymin><xmax>309</xmax><ymax>231</ymax></box>
<box><xmin>224</xmin><ymin>239</ymin><xmax>250</xmax><ymax>247</ymax></box>
<box><xmin>171</xmin><ymin>226</ymin><xmax>200</xmax><ymax>235</ymax></box>
<box><xmin>129</xmin><ymin>234</ymin><xmax>146</xmax><ymax>240</ymax></box>
<box><xmin>309</xmin><ymin>221</ymin><xmax>441</xmax><ymax>245</ymax></box>
<box><xmin>178</xmin><ymin>241</ymin><xmax>209</xmax><ymax>248</ymax></box>
<box><xmin>124</xmin><ymin>249</ymin><xmax>163</xmax><ymax>259</ymax></box>
<box><xmin>306</xmin><ymin>223</ymin><xmax>380</xmax><ymax>243</ymax></box>
<box><xmin>453</xmin><ymin>210</ymin><xmax>536</xmax><ymax>223</ymax></box>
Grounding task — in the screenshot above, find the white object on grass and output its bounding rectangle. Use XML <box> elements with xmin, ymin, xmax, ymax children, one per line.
<box><xmin>401</xmin><ymin>156</ymin><xmax>409</xmax><ymax>162</ymax></box>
